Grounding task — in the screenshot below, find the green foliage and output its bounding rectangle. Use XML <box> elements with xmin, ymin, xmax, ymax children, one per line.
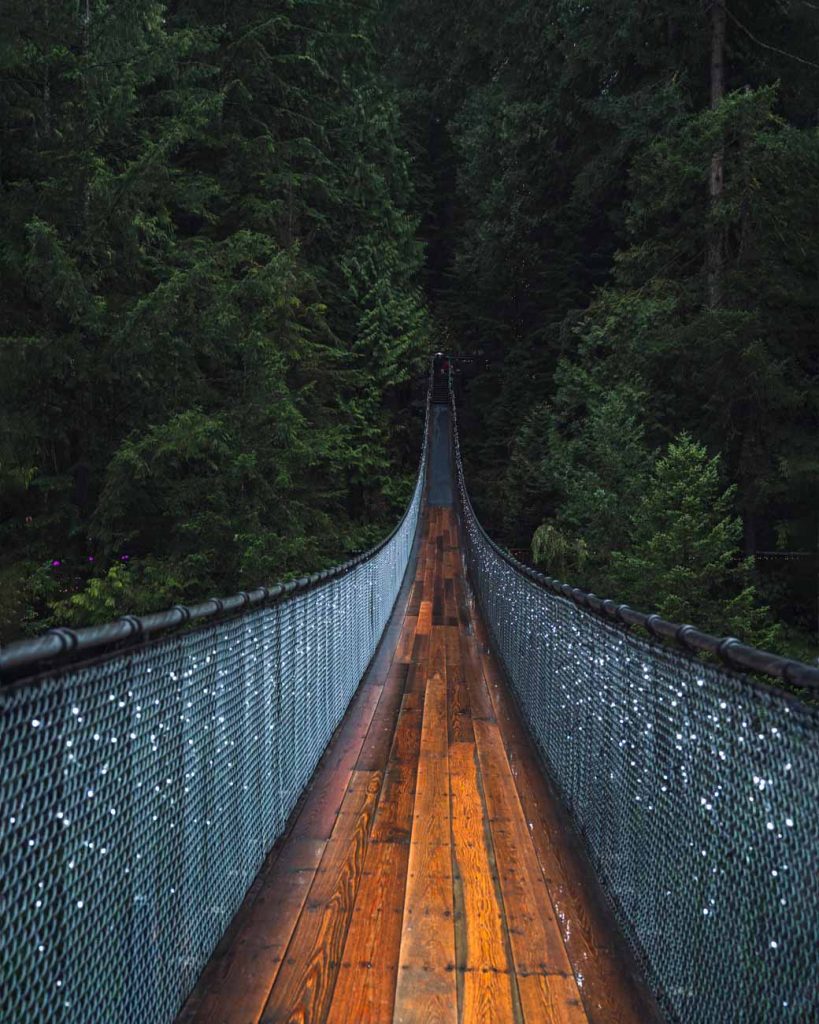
<box><xmin>0</xmin><ymin>562</ymin><xmax>58</xmax><ymax>640</ymax></box>
<box><xmin>3</xmin><ymin>0</ymin><xmax>816</xmax><ymax>660</ymax></box>
<box><xmin>0</xmin><ymin>0</ymin><xmax>429</xmax><ymax>641</ymax></box>
<box><xmin>51</xmin><ymin>564</ymin><xmax>132</xmax><ymax>627</ymax></box>
<box><xmin>531</xmin><ymin>524</ymin><xmax>588</xmax><ymax>581</ymax></box>
<box><xmin>517</xmin><ymin>379</ymin><xmax>652</xmax><ymax>590</ymax></box>
<box><xmin>610</xmin><ymin>435</ymin><xmax>780</xmax><ymax>648</ymax></box>
<box><xmin>388</xmin><ymin>0</ymin><xmax>819</xmax><ymax>655</ymax></box>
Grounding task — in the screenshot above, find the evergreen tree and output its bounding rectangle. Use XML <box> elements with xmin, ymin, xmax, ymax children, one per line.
<box><xmin>610</xmin><ymin>434</ymin><xmax>779</xmax><ymax>647</ymax></box>
<box><xmin>0</xmin><ymin>0</ymin><xmax>428</xmax><ymax>641</ymax></box>
<box><xmin>523</xmin><ymin>379</ymin><xmax>651</xmax><ymax>589</ymax></box>
<box><xmin>387</xmin><ymin>0</ymin><xmax>819</xmax><ymax>652</ymax></box>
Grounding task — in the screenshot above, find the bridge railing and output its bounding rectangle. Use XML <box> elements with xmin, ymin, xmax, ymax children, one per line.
<box><xmin>0</xmin><ymin>384</ymin><xmax>430</xmax><ymax>1024</ymax></box>
<box><xmin>449</xmin><ymin>375</ymin><xmax>818</xmax><ymax>1024</ymax></box>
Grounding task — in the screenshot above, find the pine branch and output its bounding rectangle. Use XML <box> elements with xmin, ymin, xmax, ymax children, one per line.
<box><xmin>725</xmin><ymin>6</ymin><xmax>819</xmax><ymax>70</ymax></box>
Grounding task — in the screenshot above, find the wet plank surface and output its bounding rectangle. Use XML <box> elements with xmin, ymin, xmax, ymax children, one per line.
<box><xmin>177</xmin><ymin>505</ymin><xmax>655</xmax><ymax>1024</ymax></box>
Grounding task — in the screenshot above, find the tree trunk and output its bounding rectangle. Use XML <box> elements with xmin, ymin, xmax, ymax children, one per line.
<box><xmin>82</xmin><ymin>0</ymin><xmax>92</xmax><ymax>226</ymax></box>
<box><xmin>43</xmin><ymin>0</ymin><xmax>52</xmax><ymax>141</ymax></box>
<box><xmin>83</xmin><ymin>0</ymin><xmax>91</xmax><ymax>55</ymax></box>
<box><xmin>707</xmin><ymin>1</ymin><xmax>726</xmax><ymax>308</ymax></box>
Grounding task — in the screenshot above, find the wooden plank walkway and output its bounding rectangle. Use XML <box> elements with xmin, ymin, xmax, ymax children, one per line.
<box><xmin>177</xmin><ymin>506</ymin><xmax>656</xmax><ymax>1024</ymax></box>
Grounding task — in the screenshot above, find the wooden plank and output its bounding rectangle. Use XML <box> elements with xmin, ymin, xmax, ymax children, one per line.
<box><xmin>406</xmin><ymin>672</ymin><xmax>449</xmax><ymax>848</ymax></box>
<box><xmin>444</xmin><ymin>547</ymin><xmax>460</xmax><ymax>626</ymax></box>
<box><xmin>326</xmin><ymin>840</ymin><xmax>410</xmax><ymax>1023</ymax></box>
<box><xmin>432</xmin><ymin>580</ymin><xmax>445</xmax><ymax>625</ymax></box>
<box><xmin>329</xmin><ymin>768</ymin><xmax>384</xmax><ymax>838</ymax></box>
<box><xmin>396</xmin><ymin>617</ymin><xmax>419</xmax><ymax>663</ymax></box>
<box><xmin>428</xmin><ymin>639</ymin><xmax>446</xmax><ymax>709</ymax></box>
<box><xmin>356</xmin><ymin>663</ymin><xmax>409</xmax><ymax>772</ymax></box>
<box><xmin>456</xmin><ymin>591</ymin><xmax>471</xmax><ymax>630</ymax></box>
<box><xmin>423</xmin><ymin>534</ymin><xmax>435</xmax><ymax>593</ymax></box>
<box><xmin>406</xmin><ymin>636</ymin><xmax>429</xmax><ymax>692</ymax></box>
<box><xmin>472</xmin><ymin>720</ymin><xmax>587</xmax><ymax>1024</ymax></box>
<box><xmin>446</xmin><ymin>673</ymin><xmax>473</xmax><ymax>746</ymax></box>
<box><xmin>400</xmin><ymin>690</ymin><xmax>424</xmax><ymax>713</ymax></box>
<box><xmin>293</xmin><ymin>686</ymin><xmax>382</xmax><ymax>841</ymax></box>
<box><xmin>367</xmin><ymin>562</ymin><xmax>416</xmax><ymax>679</ymax></box>
<box><xmin>515</xmin><ymin>977</ymin><xmax>589</xmax><ymax>1024</ymax></box>
<box><xmin>386</xmin><ymin>702</ymin><xmax>423</xmax><ymax>768</ymax></box>
<box><xmin>177</xmin><ymin>838</ymin><xmax>326</xmax><ymax>1024</ymax></box>
<box><xmin>416</xmin><ymin>600</ymin><xmax>432</xmax><ymax>635</ymax></box>
<box><xmin>369</xmin><ymin>626</ymin><xmax>425</xmax><ymax>843</ymax></box>
<box><xmin>393</xmin><ymin>669</ymin><xmax>457</xmax><ymax>1024</ymax></box>
<box><xmin>445</xmin><ymin>624</ymin><xmax>472</xmax><ymax>747</ymax></box>
<box><xmin>370</xmin><ymin>708</ymin><xmax>422</xmax><ymax>844</ymax></box>
<box><xmin>443</xmin><ymin>625</ymin><xmax>461</xmax><ymax>668</ymax></box>
<box><xmin>260</xmin><ymin>771</ymin><xmax>383</xmax><ymax>1024</ymax></box>
<box><xmin>449</xmin><ymin>741</ymin><xmax>518</xmax><ymax>1022</ymax></box>
<box><xmin>459</xmin><ymin>632</ymin><xmax>496</xmax><ymax>723</ymax></box>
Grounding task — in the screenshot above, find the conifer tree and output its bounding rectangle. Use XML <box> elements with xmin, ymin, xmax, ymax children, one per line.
<box><xmin>610</xmin><ymin>434</ymin><xmax>778</xmax><ymax>647</ymax></box>
<box><xmin>0</xmin><ymin>0</ymin><xmax>428</xmax><ymax>640</ymax></box>
<box><xmin>386</xmin><ymin>0</ymin><xmax>818</xmax><ymax>652</ymax></box>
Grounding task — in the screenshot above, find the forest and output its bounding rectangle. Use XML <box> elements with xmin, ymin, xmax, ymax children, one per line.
<box><xmin>1</xmin><ymin>1</ymin><xmax>817</xmax><ymax>660</ymax></box>
<box><xmin>386</xmin><ymin>0</ymin><xmax>819</xmax><ymax>658</ymax></box>
<box><xmin>0</xmin><ymin>0</ymin><xmax>429</xmax><ymax>640</ymax></box>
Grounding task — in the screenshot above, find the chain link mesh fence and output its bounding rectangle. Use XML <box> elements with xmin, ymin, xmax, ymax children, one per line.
<box><xmin>1</xmin><ymin>416</ymin><xmax>427</xmax><ymax>1024</ymax></box>
<box><xmin>452</xmin><ymin>394</ymin><xmax>819</xmax><ymax>1024</ymax></box>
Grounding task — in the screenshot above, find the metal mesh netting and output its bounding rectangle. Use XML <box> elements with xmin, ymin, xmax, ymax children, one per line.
<box><xmin>453</xmin><ymin>417</ymin><xmax>819</xmax><ymax>1023</ymax></box>
<box><xmin>1</xmin><ymin>441</ymin><xmax>426</xmax><ymax>1023</ymax></box>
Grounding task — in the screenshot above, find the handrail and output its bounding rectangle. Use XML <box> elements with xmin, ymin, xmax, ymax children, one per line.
<box><xmin>448</xmin><ymin>362</ymin><xmax>819</xmax><ymax>693</ymax></box>
<box><xmin>0</xmin><ymin>366</ymin><xmax>433</xmax><ymax>683</ymax></box>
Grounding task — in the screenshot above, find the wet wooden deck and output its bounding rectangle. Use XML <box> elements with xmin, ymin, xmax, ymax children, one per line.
<box><xmin>177</xmin><ymin>506</ymin><xmax>653</xmax><ymax>1024</ymax></box>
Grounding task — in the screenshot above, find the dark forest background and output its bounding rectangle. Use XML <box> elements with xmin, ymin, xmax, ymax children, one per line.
<box><xmin>386</xmin><ymin>0</ymin><xmax>819</xmax><ymax>659</ymax></box>
<box><xmin>1</xmin><ymin>1</ymin><xmax>817</xmax><ymax>658</ymax></box>
<box><xmin>0</xmin><ymin>0</ymin><xmax>429</xmax><ymax>639</ymax></box>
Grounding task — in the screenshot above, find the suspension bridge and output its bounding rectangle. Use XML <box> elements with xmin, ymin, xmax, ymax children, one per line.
<box><xmin>2</xmin><ymin>360</ymin><xmax>817</xmax><ymax>1024</ymax></box>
